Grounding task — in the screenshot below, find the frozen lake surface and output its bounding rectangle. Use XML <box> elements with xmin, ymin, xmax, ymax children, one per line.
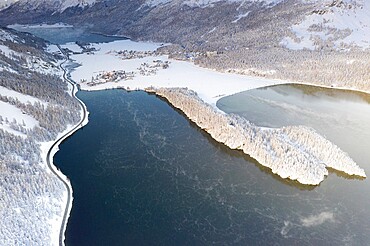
<box><xmin>55</xmin><ymin>89</ymin><xmax>370</xmax><ymax>245</ymax></box>
<box><xmin>17</xmin><ymin>25</ymin><xmax>370</xmax><ymax>245</ymax></box>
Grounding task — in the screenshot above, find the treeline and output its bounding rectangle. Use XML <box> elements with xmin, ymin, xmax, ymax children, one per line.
<box><xmin>196</xmin><ymin>46</ymin><xmax>370</xmax><ymax>92</ymax></box>
<box><xmin>0</xmin><ymin>63</ymin><xmax>78</xmax><ymax>107</ymax></box>
<box><xmin>0</xmin><ymin>27</ymin><xmax>81</xmax><ymax>245</ymax></box>
<box><xmin>0</xmin><ymin>94</ymin><xmax>80</xmax><ymax>141</ymax></box>
<box><xmin>128</xmin><ymin>0</ymin><xmax>370</xmax><ymax>93</ymax></box>
<box><xmin>148</xmin><ymin>87</ymin><xmax>365</xmax><ymax>185</ymax></box>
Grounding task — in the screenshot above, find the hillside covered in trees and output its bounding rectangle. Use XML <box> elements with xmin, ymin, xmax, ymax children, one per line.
<box><xmin>0</xmin><ymin>0</ymin><xmax>369</xmax><ymax>92</ymax></box>
<box><xmin>0</xmin><ymin>27</ymin><xmax>81</xmax><ymax>245</ymax></box>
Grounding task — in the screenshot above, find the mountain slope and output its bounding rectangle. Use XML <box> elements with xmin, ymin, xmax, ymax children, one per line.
<box><xmin>2</xmin><ymin>0</ymin><xmax>369</xmax><ymax>51</ymax></box>
<box><xmin>1</xmin><ymin>0</ymin><xmax>369</xmax><ymax>88</ymax></box>
<box><xmin>0</xmin><ymin>27</ymin><xmax>81</xmax><ymax>246</ymax></box>
<box><xmin>1</xmin><ymin>0</ymin><xmax>97</xmax><ymax>12</ymax></box>
<box><xmin>282</xmin><ymin>0</ymin><xmax>370</xmax><ymax>50</ymax></box>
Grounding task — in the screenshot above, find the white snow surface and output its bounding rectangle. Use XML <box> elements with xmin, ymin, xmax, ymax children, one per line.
<box><xmin>0</xmin><ymin>43</ymin><xmax>60</xmax><ymax>75</ymax></box>
<box><xmin>0</xmin><ymin>87</ymin><xmax>41</xmax><ymax>129</ymax></box>
<box><xmin>232</xmin><ymin>11</ymin><xmax>250</xmax><ymax>23</ymax></box>
<box><xmin>0</xmin><ymin>86</ymin><xmax>47</xmax><ymax>106</ymax></box>
<box><xmin>0</xmin><ymin>101</ymin><xmax>38</xmax><ymax>129</ymax></box>
<box><xmin>67</xmin><ymin>39</ymin><xmax>285</xmax><ymax>106</ymax></box>
<box><xmin>8</xmin><ymin>0</ymin><xmax>96</xmax><ymax>12</ymax></box>
<box><xmin>282</xmin><ymin>0</ymin><xmax>370</xmax><ymax>50</ymax></box>
<box><xmin>145</xmin><ymin>0</ymin><xmax>172</xmax><ymax>6</ymax></box>
<box><xmin>0</xmin><ymin>44</ymin><xmax>19</xmax><ymax>58</ymax></box>
<box><xmin>0</xmin><ymin>28</ymin><xmax>16</xmax><ymax>42</ymax></box>
<box><xmin>0</xmin><ymin>0</ymin><xmax>18</xmax><ymax>10</ymax></box>
<box><xmin>47</xmin><ymin>44</ymin><xmax>62</xmax><ymax>54</ymax></box>
<box><xmin>62</xmin><ymin>42</ymin><xmax>83</xmax><ymax>53</ymax></box>
<box><xmin>145</xmin><ymin>0</ymin><xmax>284</xmax><ymax>7</ymax></box>
<box><xmin>60</xmin><ymin>0</ymin><xmax>96</xmax><ymax>11</ymax></box>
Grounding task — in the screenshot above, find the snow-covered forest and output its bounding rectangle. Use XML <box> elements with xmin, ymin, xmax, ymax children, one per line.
<box><xmin>0</xmin><ymin>0</ymin><xmax>369</xmax><ymax>243</ymax></box>
<box><xmin>148</xmin><ymin>87</ymin><xmax>366</xmax><ymax>185</ymax></box>
<box><xmin>0</xmin><ymin>27</ymin><xmax>80</xmax><ymax>245</ymax></box>
<box><xmin>1</xmin><ymin>1</ymin><xmax>370</xmax><ymax>92</ymax></box>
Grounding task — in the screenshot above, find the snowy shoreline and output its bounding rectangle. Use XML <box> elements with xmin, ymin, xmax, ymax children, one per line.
<box><xmin>60</xmin><ymin>38</ymin><xmax>367</xmax><ymax>186</ymax></box>
<box><xmin>147</xmin><ymin>87</ymin><xmax>366</xmax><ymax>185</ymax></box>
<box><xmin>65</xmin><ymin>39</ymin><xmax>370</xmax><ymax>105</ymax></box>
<box><xmin>41</xmin><ymin>37</ymin><xmax>368</xmax><ymax>244</ymax></box>
<box><xmin>43</xmin><ymin>48</ymin><xmax>89</xmax><ymax>246</ymax></box>
<box><xmin>64</xmin><ymin>39</ymin><xmax>287</xmax><ymax>106</ymax></box>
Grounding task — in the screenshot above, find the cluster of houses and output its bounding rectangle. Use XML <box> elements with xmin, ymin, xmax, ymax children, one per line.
<box><xmin>81</xmin><ymin>59</ymin><xmax>171</xmax><ymax>86</ymax></box>
<box><xmin>81</xmin><ymin>70</ymin><xmax>135</xmax><ymax>86</ymax></box>
<box><xmin>115</xmin><ymin>49</ymin><xmax>156</xmax><ymax>59</ymax></box>
<box><xmin>138</xmin><ymin>60</ymin><xmax>170</xmax><ymax>76</ymax></box>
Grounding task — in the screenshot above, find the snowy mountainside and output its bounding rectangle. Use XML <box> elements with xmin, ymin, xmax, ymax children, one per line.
<box><xmin>0</xmin><ymin>27</ymin><xmax>81</xmax><ymax>245</ymax></box>
<box><xmin>60</xmin><ymin>0</ymin><xmax>97</xmax><ymax>11</ymax></box>
<box><xmin>0</xmin><ymin>26</ymin><xmax>45</xmax><ymax>48</ymax></box>
<box><xmin>1</xmin><ymin>0</ymin><xmax>370</xmax><ymax>92</ymax></box>
<box><xmin>0</xmin><ymin>0</ymin><xmax>18</xmax><ymax>10</ymax></box>
<box><xmin>3</xmin><ymin>0</ymin><xmax>97</xmax><ymax>12</ymax></box>
<box><xmin>145</xmin><ymin>0</ymin><xmax>284</xmax><ymax>7</ymax></box>
<box><xmin>282</xmin><ymin>0</ymin><xmax>370</xmax><ymax>50</ymax></box>
<box><xmin>2</xmin><ymin>0</ymin><xmax>369</xmax><ymax>52</ymax></box>
<box><xmin>0</xmin><ymin>28</ymin><xmax>59</xmax><ymax>74</ymax></box>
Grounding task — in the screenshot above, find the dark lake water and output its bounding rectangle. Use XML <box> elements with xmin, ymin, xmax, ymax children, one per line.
<box><xmin>54</xmin><ymin>89</ymin><xmax>370</xmax><ymax>245</ymax></box>
<box><xmin>15</xmin><ymin>26</ymin><xmax>370</xmax><ymax>245</ymax></box>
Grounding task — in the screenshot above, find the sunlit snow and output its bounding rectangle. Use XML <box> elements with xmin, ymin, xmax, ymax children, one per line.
<box><xmin>282</xmin><ymin>0</ymin><xmax>370</xmax><ymax>50</ymax></box>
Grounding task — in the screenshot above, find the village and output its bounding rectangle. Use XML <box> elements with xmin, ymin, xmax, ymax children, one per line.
<box><xmin>80</xmin><ymin>57</ymin><xmax>170</xmax><ymax>86</ymax></box>
<box><xmin>114</xmin><ymin>49</ymin><xmax>156</xmax><ymax>59</ymax></box>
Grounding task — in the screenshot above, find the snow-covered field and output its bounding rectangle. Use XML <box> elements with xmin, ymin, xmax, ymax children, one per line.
<box><xmin>66</xmin><ymin>39</ymin><xmax>366</xmax><ymax>184</ymax></box>
<box><xmin>281</xmin><ymin>0</ymin><xmax>370</xmax><ymax>50</ymax></box>
<box><xmin>0</xmin><ymin>85</ymin><xmax>44</xmax><ymax>136</ymax></box>
<box><xmin>0</xmin><ymin>44</ymin><xmax>18</xmax><ymax>57</ymax></box>
<box><xmin>47</xmin><ymin>44</ymin><xmax>63</xmax><ymax>54</ymax></box>
<box><xmin>66</xmin><ymin>40</ymin><xmax>286</xmax><ymax>106</ymax></box>
<box><xmin>0</xmin><ymin>86</ymin><xmax>47</xmax><ymax>106</ymax></box>
<box><xmin>0</xmin><ymin>100</ymin><xmax>37</xmax><ymax>127</ymax></box>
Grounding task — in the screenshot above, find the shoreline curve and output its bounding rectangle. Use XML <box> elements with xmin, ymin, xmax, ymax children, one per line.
<box><xmin>46</xmin><ymin>45</ymin><xmax>89</xmax><ymax>246</ymax></box>
<box><xmin>146</xmin><ymin>87</ymin><xmax>366</xmax><ymax>186</ymax></box>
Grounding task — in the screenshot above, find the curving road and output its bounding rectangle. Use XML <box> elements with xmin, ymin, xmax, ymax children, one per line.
<box><xmin>46</xmin><ymin>45</ymin><xmax>88</xmax><ymax>246</ymax></box>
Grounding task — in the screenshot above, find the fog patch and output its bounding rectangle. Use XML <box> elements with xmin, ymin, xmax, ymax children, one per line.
<box><xmin>301</xmin><ymin>212</ymin><xmax>335</xmax><ymax>227</ymax></box>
